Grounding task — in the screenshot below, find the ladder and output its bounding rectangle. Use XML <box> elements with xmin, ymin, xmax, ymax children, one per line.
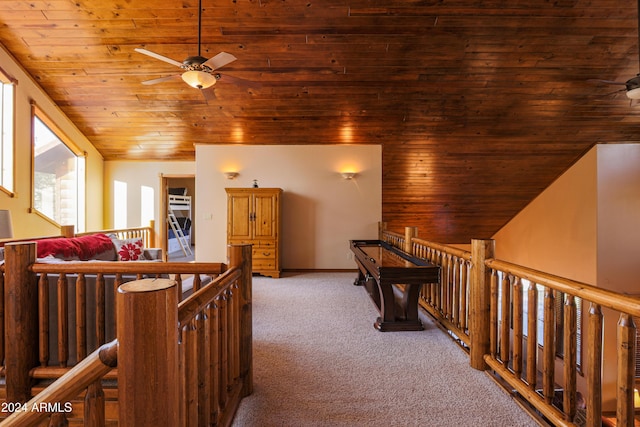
<box><xmin>168</xmin><ymin>210</ymin><xmax>192</xmax><ymax>256</ymax></box>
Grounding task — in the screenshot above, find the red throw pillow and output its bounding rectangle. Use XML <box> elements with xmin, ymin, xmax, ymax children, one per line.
<box><xmin>112</xmin><ymin>238</ymin><xmax>146</xmax><ymax>261</ymax></box>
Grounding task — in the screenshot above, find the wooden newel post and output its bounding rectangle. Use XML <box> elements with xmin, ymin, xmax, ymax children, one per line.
<box><xmin>228</xmin><ymin>244</ymin><xmax>253</xmax><ymax>397</ymax></box>
<box><xmin>404</xmin><ymin>226</ymin><xmax>417</xmax><ymax>255</ymax></box>
<box><xmin>60</xmin><ymin>225</ymin><xmax>75</xmax><ymax>237</ymax></box>
<box><xmin>378</xmin><ymin>221</ymin><xmax>387</xmax><ymax>239</ymax></box>
<box><xmin>117</xmin><ymin>278</ymin><xmax>179</xmax><ymax>426</ymax></box>
<box><xmin>4</xmin><ymin>242</ymin><xmax>39</xmax><ymax>403</ymax></box>
<box><xmin>148</xmin><ymin>219</ymin><xmax>156</xmax><ymax>248</ymax></box>
<box><xmin>469</xmin><ymin>239</ymin><xmax>495</xmax><ymax>370</ymax></box>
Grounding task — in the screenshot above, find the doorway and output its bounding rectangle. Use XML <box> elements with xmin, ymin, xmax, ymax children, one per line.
<box><xmin>160</xmin><ymin>175</ymin><xmax>195</xmax><ymax>261</ymax></box>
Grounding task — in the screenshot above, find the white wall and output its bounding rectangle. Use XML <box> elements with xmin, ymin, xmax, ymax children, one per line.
<box><xmin>493</xmin><ymin>147</ymin><xmax>598</xmax><ymax>284</ymax></box>
<box><xmin>104</xmin><ymin>161</ymin><xmax>195</xmax><ymax>230</ymax></box>
<box><xmin>195</xmin><ymin>145</ymin><xmax>381</xmax><ymax>269</ymax></box>
<box><xmin>0</xmin><ymin>42</ymin><xmax>104</xmax><ymax>236</ymax></box>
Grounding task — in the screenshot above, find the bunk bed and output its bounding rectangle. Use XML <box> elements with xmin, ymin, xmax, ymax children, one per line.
<box><xmin>168</xmin><ymin>188</ymin><xmax>192</xmax><ymax>256</ymax></box>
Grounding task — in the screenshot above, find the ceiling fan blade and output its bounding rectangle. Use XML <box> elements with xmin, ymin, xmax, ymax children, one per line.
<box><xmin>587</xmin><ymin>78</ymin><xmax>628</xmax><ymax>86</ymax></box>
<box><xmin>135</xmin><ymin>48</ymin><xmax>183</xmax><ymax>68</ymax></box>
<box><xmin>201</xmin><ymin>87</ymin><xmax>217</xmax><ymax>102</ymax></box>
<box><xmin>217</xmin><ymin>73</ymin><xmax>261</xmax><ymax>89</ymax></box>
<box><xmin>202</xmin><ymin>52</ymin><xmax>237</xmax><ymax>70</ymax></box>
<box><xmin>141</xmin><ymin>74</ymin><xmax>182</xmax><ymax>85</ymax></box>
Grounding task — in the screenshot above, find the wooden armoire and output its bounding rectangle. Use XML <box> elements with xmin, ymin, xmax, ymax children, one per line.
<box><xmin>225</xmin><ymin>188</ymin><xmax>282</xmax><ymax>278</ymax></box>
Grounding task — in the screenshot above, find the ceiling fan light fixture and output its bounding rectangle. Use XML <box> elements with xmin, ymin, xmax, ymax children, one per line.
<box><xmin>626</xmin><ymin>87</ymin><xmax>640</xmax><ymax>100</ymax></box>
<box><xmin>181</xmin><ymin>70</ymin><xmax>217</xmax><ymax>89</ymax></box>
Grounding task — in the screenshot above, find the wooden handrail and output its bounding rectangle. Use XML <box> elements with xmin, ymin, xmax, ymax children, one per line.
<box><xmin>485</xmin><ymin>258</ymin><xmax>640</xmax><ymax>316</ymax></box>
<box><xmin>178</xmin><ymin>267</ymin><xmax>241</xmax><ymax>324</ymax></box>
<box><xmin>1</xmin><ymin>340</ymin><xmax>117</xmax><ymax>427</ymax></box>
<box><xmin>30</xmin><ymin>261</ymin><xmax>226</xmax><ymax>275</ymax></box>
<box><xmin>412</xmin><ymin>236</ymin><xmax>472</xmax><ymax>261</ymax></box>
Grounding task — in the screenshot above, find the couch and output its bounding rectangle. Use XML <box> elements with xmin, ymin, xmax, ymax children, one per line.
<box><xmin>1</xmin><ymin>233</ymin><xmax>216</xmax><ymax>366</ymax></box>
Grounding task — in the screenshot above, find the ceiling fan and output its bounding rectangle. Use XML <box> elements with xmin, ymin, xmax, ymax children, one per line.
<box><xmin>590</xmin><ymin>0</ymin><xmax>640</xmax><ymax>105</ymax></box>
<box><xmin>135</xmin><ymin>0</ymin><xmax>238</xmax><ymax>92</ymax></box>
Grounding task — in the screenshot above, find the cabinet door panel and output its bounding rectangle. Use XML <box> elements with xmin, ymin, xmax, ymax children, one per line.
<box><xmin>254</xmin><ymin>193</ymin><xmax>278</xmax><ymax>239</ymax></box>
<box><xmin>227</xmin><ymin>193</ymin><xmax>252</xmax><ymax>239</ymax></box>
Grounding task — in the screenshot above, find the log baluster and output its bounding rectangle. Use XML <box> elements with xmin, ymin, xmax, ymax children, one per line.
<box><xmin>194</xmin><ymin>274</ymin><xmax>202</xmax><ymax>293</ymax></box>
<box><xmin>586</xmin><ymin>303</ymin><xmax>603</xmax><ymax>427</ymax></box>
<box><xmin>563</xmin><ymin>295</ymin><xmax>577</xmax><ymax>421</ymax></box>
<box><xmin>175</xmin><ymin>273</ymin><xmax>183</xmax><ymax>298</ymax></box>
<box><xmin>182</xmin><ymin>320</ymin><xmax>198</xmax><ymax>425</ymax></box>
<box><xmin>84</xmin><ymin>380</ymin><xmax>105</xmax><ymax>427</ymax></box>
<box><xmin>57</xmin><ymin>273</ymin><xmax>69</xmax><ymax>368</ymax></box>
<box><xmin>39</xmin><ymin>273</ymin><xmax>50</xmax><ymax>366</ymax></box>
<box><xmin>76</xmin><ymin>273</ymin><xmax>87</xmax><ymax>361</ymax></box>
<box><xmin>542</xmin><ymin>287</ymin><xmax>555</xmax><ymax>404</ymax></box>
<box><xmin>499</xmin><ymin>273</ymin><xmax>511</xmax><ymax>366</ymax></box>
<box><xmin>209</xmin><ymin>299</ymin><xmax>221</xmax><ymax>423</ymax></box>
<box><xmin>489</xmin><ymin>269</ymin><xmax>499</xmax><ymax>357</ymax></box>
<box><xmin>512</xmin><ymin>277</ymin><xmax>523</xmax><ymax>379</ymax></box>
<box><xmin>442</xmin><ymin>253</ymin><xmax>450</xmax><ymax>319</ymax></box>
<box><xmin>459</xmin><ymin>260</ymin><xmax>469</xmax><ymax>331</ymax></box>
<box><xmin>451</xmin><ymin>257</ymin><xmax>460</xmax><ymax>327</ymax></box>
<box><xmin>95</xmin><ymin>274</ymin><xmax>105</xmax><ymax>345</ymax></box>
<box><xmin>218</xmin><ymin>293</ymin><xmax>229</xmax><ymax>410</ymax></box>
<box><xmin>197</xmin><ymin>306</ymin><xmax>211</xmax><ymax>425</ymax></box>
<box><xmin>47</xmin><ymin>412</ymin><xmax>68</xmax><ymax>426</ymax></box>
<box><xmin>526</xmin><ymin>281</ymin><xmax>538</xmax><ymax>390</ymax></box>
<box><xmin>616</xmin><ymin>313</ymin><xmax>636</xmax><ymax>427</ymax></box>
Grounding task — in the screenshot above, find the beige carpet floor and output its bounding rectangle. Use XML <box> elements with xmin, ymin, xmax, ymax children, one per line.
<box><xmin>231</xmin><ymin>272</ymin><xmax>540</xmax><ymax>427</ymax></box>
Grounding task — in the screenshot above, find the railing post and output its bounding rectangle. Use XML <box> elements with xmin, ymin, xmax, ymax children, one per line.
<box><xmin>60</xmin><ymin>225</ymin><xmax>75</xmax><ymax>237</ymax></box>
<box><xmin>148</xmin><ymin>219</ymin><xmax>156</xmax><ymax>248</ymax></box>
<box><xmin>4</xmin><ymin>242</ymin><xmax>39</xmax><ymax>403</ymax></box>
<box><xmin>228</xmin><ymin>244</ymin><xmax>253</xmax><ymax>397</ymax></box>
<box><xmin>378</xmin><ymin>221</ymin><xmax>387</xmax><ymax>239</ymax></box>
<box><xmin>117</xmin><ymin>278</ymin><xmax>179</xmax><ymax>426</ymax></box>
<box><xmin>404</xmin><ymin>226</ymin><xmax>417</xmax><ymax>255</ymax></box>
<box><xmin>469</xmin><ymin>238</ymin><xmax>495</xmax><ymax>370</ymax></box>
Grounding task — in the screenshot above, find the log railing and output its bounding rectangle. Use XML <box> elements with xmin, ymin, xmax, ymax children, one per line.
<box><xmin>0</xmin><ymin>241</ymin><xmax>252</xmax><ymax>425</ymax></box>
<box><xmin>381</xmin><ymin>223</ymin><xmax>639</xmax><ymax>427</ymax></box>
<box><xmin>380</xmin><ymin>227</ymin><xmax>473</xmax><ymax>346</ymax></box>
<box><xmin>0</xmin><ymin>221</ymin><xmax>157</xmax><ymax>250</ymax></box>
<box><xmin>1</xmin><ymin>340</ymin><xmax>118</xmax><ymax>427</ymax></box>
<box><xmin>75</xmin><ymin>220</ymin><xmax>156</xmax><ymax>248</ymax></box>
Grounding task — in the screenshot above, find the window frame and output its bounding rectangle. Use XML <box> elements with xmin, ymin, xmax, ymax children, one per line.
<box><xmin>0</xmin><ymin>66</ymin><xmax>16</xmax><ymax>196</ymax></box>
<box><xmin>30</xmin><ymin>103</ymin><xmax>86</xmax><ymax>231</ymax></box>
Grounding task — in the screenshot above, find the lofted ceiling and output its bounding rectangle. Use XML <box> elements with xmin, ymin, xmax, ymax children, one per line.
<box><xmin>0</xmin><ymin>0</ymin><xmax>639</xmax><ymax>243</ymax></box>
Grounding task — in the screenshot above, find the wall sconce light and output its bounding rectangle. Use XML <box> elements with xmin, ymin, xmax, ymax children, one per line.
<box><xmin>0</xmin><ymin>210</ymin><xmax>14</xmax><ymax>239</ymax></box>
<box><xmin>224</xmin><ymin>171</ymin><xmax>239</xmax><ymax>180</ymax></box>
<box><xmin>341</xmin><ymin>172</ymin><xmax>357</xmax><ymax>180</ymax></box>
<box><xmin>634</xmin><ymin>389</ymin><xmax>640</xmax><ymax>408</ymax></box>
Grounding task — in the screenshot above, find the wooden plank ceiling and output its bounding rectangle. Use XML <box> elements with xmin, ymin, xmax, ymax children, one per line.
<box><xmin>0</xmin><ymin>0</ymin><xmax>639</xmax><ymax>243</ymax></box>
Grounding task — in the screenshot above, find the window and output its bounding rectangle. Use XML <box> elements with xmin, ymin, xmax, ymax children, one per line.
<box><xmin>32</xmin><ymin>105</ymin><xmax>86</xmax><ymax>231</ymax></box>
<box><xmin>0</xmin><ymin>69</ymin><xmax>15</xmax><ymax>193</ymax></box>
